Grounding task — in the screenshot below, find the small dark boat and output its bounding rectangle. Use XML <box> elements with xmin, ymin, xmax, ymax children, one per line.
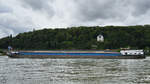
<box><xmin>7</xmin><ymin>50</ymin><xmax>145</xmax><ymax>59</ymax></box>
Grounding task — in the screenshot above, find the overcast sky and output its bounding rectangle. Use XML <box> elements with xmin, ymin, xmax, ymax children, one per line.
<box><xmin>0</xmin><ymin>0</ymin><xmax>150</xmax><ymax>38</ymax></box>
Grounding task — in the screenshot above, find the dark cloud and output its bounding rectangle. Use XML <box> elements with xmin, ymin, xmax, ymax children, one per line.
<box><xmin>21</xmin><ymin>0</ymin><xmax>54</xmax><ymax>17</ymax></box>
<box><xmin>73</xmin><ymin>0</ymin><xmax>128</xmax><ymax>22</ymax></box>
<box><xmin>132</xmin><ymin>0</ymin><xmax>150</xmax><ymax>16</ymax></box>
<box><xmin>0</xmin><ymin>0</ymin><xmax>150</xmax><ymax>38</ymax></box>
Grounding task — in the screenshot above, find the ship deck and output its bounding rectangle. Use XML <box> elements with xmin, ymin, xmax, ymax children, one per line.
<box><xmin>8</xmin><ymin>50</ymin><xmax>146</xmax><ymax>59</ymax></box>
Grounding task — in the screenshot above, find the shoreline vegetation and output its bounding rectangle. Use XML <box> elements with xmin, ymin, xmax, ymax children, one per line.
<box><xmin>0</xmin><ymin>25</ymin><xmax>150</xmax><ymax>55</ymax></box>
<box><xmin>0</xmin><ymin>49</ymin><xmax>6</xmax><ymax>56</ymax></box>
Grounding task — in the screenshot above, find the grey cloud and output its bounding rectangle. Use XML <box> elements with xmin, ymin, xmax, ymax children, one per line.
<box><xmin>22</xmin><ymin>0</ymin><xmax>46</xmax><ymax>10</ymax></box>
<box><xmin>1</xmin><ymin>0</ymin><xmax>150</xmax><ymax>38</ymax></box>
<box><xmin>0</xmin><ymin>16</ymin><xmax>33</xmax><ymax>38</ymax></box>
<box><xmin>73</xmin><ymin>0</ymin><xmax>128</xmax><ymax>22</ymax></box>
<box><xmin>0</xmin><ymin>5</ymin><xmax>13</xmax><ymax>13</ymax></box>
<box><xmin>131</xmin><ymin>0</ymin><xmax>150</xmax><ymax>16</ymax></box>
<box><xmin>21</xmin><ymin>0</ymin><xmax>54</xmax><ymax>17</ymax></box>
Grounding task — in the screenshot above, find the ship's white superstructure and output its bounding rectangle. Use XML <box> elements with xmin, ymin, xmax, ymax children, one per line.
<box><xmin>120</xmin><ymin>50</ymin><xmax>144</xmax><ymax>55</ymax></box>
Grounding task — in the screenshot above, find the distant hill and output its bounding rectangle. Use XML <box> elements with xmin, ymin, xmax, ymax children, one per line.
<box><xmin>0</xmin><ymin>25</ymin><xmax>150</xmax><ymax>50</ymax></box>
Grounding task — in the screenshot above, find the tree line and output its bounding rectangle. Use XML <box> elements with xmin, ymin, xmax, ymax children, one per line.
<box><xmin>0</xmin><ymin>25</ymin><xmax>150</xmax><ymax>50</ymax></box>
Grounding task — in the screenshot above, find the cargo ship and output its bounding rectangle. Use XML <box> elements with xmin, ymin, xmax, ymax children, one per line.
<box><xmin>7</xmin><ymin>50</ymin><xmax>145</xmax><ymax>59</ymax></box>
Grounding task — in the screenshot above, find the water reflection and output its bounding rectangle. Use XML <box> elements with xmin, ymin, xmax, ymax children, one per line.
<box><xmin>0</xmin><ymin>56</ymin><xmax>150</xmax><ymax>84</ymax></box>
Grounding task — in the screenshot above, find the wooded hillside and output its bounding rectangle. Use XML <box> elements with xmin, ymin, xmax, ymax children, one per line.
<box><xmin>0</xmin><ymin>25</ymin><xmax>150</xmax><ymax>50</ymax></box>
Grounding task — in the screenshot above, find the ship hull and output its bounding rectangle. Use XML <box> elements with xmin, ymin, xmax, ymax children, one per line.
<box><xmin>8</xmin><ymin>52</ymin><xmax>146</xmax><ymax>59</ymax></box>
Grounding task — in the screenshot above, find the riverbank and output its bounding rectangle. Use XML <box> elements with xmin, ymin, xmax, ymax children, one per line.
<box><xmin>0</xmin><ymin>49</ymin><xmax>7</xmax><ymax>56</ymax></box>
<box><xmin>0</xmin><ymin>49</ymin><xmax>3</xmax><ymax>56</ymax></box>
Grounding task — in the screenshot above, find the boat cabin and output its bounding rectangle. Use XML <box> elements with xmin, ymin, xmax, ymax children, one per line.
<box><xmin>120</xmin><ymin>50</ymin><xmax>144</xmax><ymax>55</ymax></box>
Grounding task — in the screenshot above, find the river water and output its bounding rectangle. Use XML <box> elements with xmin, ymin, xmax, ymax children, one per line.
<box><xmin>0</xmin><ymin>56</ymin><xmax>150</xmax><ymax>84</ymax></box>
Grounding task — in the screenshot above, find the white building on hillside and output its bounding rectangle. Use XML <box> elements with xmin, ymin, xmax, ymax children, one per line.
<box><xmin>97</xmin><ymin>34</ymin><xmax>104</xmax><ymax>42</ymax></box>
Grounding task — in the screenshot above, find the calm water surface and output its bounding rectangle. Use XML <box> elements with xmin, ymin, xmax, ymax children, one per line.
<box><xmin>0</xmin><ymin>56</ymin><xmax>150</xmax><ymax>84</ymax></box>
